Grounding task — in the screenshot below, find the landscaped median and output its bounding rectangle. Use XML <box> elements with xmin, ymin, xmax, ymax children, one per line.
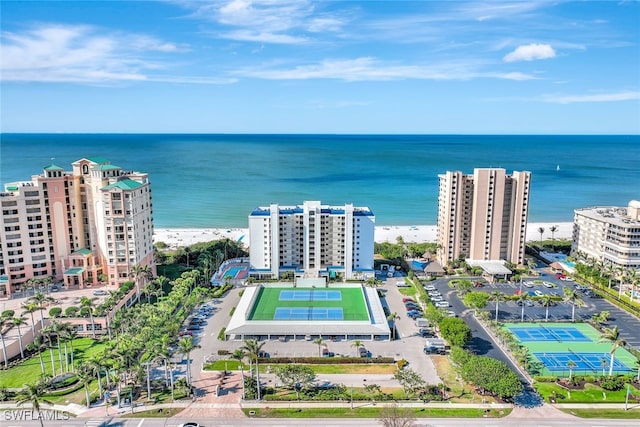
<box><xmin>240</xmin><ymin>403</ymin><xmax>511</xmax><ymax>419</ymax></box>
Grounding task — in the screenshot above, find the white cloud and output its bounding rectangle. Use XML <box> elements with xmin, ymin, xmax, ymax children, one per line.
<box><xmin>544</xmin><ymin>91</ymin><xmax>640</xmax><ymax>104</ymax></box>
<box><xmin>234</xmin><ymin>57</ymin><xmax>538</xmax><ymax>82</ymax></box>
<box><xmin>180</xmin><ymin>0</ymin><xmax>347</xmax><ymax>44</ymax></box>
<box><xmin>0</xmin><ymin>23</ymin><xmax>196</xmax><ymax>83</ymax></box>
<box><xmin>503</xmin><ymin>43</ymin><xmax>556</xmax><ymax>62</ymax></box>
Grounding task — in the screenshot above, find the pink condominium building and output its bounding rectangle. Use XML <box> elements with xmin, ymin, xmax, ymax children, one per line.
<box><xmin>436</xmin><ymin>168</ymin><xmax>531</xmax><ymax>267</ymax></box>
<box><xmin>0</xmin><ymin>157</ymin><xmax>155</xmax><ymax>298</ymax></box>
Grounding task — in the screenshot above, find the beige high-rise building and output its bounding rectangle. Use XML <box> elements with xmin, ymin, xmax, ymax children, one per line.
<box><xmin>0</xmin><ymin>157</ymin><xmax>155</xmax><ymax>298</ymax></box>
<box><xmin>436</xmin><ymin>168</ymin><xmax>531</xmax><ymax>266</ymax></box>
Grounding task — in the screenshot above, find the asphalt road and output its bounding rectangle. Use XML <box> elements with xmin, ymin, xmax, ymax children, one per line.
<box><xmin>2</xmin><ymin>415</ymin><xmax>640</xmax><ymax>427</ymax></box>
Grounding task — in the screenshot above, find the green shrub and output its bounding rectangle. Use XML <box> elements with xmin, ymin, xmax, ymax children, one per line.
<box><xmin>397</xmin><ymin>359</ymin><xmax>408</xmax><ymax>370</ymax></box>
<box><xmin>64</xmin><ymin>306</ymin><xmax>79</xmax><ymax>317</ymax></box>
<box><xmin>217</xmin><ymin>327</ymin><xmax>226</xmax><ymax>341</ymax></box>
<box><xmin>1</xmin><ymin>310</ymin><xmax>15</xmax><ymax>319</ymax></box>
<box><xmin>600</xmin><ymin>375</ymin><xmax>625</xmax><ymax>391</ymax></box>
<box><xmin>48</xmin><ymin>307</ymin><xmax>62</xmax><ymax>318</ymax></box>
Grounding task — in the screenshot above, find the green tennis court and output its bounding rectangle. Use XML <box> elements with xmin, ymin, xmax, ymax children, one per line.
<box><xmin>504</xmin><ymin>322</ymin><xmax>636</xmax><ymax>377</ymax></box>
<box><xmin>248</xmin><ymin>286</ymin><xmax>370</xmax><ymax>321</ymax></box>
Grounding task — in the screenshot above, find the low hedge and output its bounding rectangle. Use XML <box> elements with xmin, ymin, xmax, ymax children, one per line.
<box><xmin>258</xmin><ymin>356</ymin><xmax>395</xmax><ymax>364</ymax></box>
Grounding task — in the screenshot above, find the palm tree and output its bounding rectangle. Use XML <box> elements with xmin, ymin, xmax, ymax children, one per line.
<box><xmin>29</xmin><ymin>291</ymin><xmax>53</xmax><ymax>328</ymax></box>
<box><xmin>549</xmin><ymin>225</ymin><xmax>558</xmax><ymax>250</ymax></box>
<box><xmin>351</xmin><ymin>339</ymin><xmax>363</xmax><ymax>356</ymax></box>
<box><xmin>517</xmin><ymin>293</ymin><xmax>530</xmax><ymax>322</ymax></box>
<box><xmin>178</xmin><ymin>336</ymin><xmax>200</xmax><ymax>388</ymax></box>
<box><xmin>231</xmin><ymin>348</ymin><xmax>247</xmax><ymax>400</ymax></box>
<box><xmin>567</xmin><ymin>360</ymin><xmax>576</xmax><ymax>380</ymax></box>
<box><xmin>130</xmin><ymin>264</ymin><xmax>153</xmax><ymax>302</ymax></box>
<box><xmin>386</xmin><ymin>312</ymin><xmax>400</xmax><ymax>340</ymax></box>
<box><xmin>40</xmin><ymin>324</ymin><xmax>57</xmax><ymax>376</ymax></box>
<box><xmin>599</xmin><ymin>326</ymin><xmax>627</xmax><ymax>376</ymax></box>
<box><xmin>563</xmin><ymin>287</ymin><xmax>584</xmax><ymax>322</ymax></box>
<box><xmin>85</xmin><ymin>355</ymin><xmax>105</xmax><ymax>400</ymax></box>
<box><xmin>51</xmin><ymin>320</ymin><xmax>66</xmax><ymax>372</ymax></box>
<box><xmin>80</xmin><ymin>296</ymin><xmax>97</xmax><ymax>338</ymax></box>
<box><xmin>11</xmin><ymin>316</ymin><xmax>27</xmax><ymax>359</ymax></box>
<box><xmin>16</xmin><ymin>382</ymin><xmax>53</xmax><ymax>427</ymax></box>
<box><xmin>197</xmin><ymin>251</ymin><xmax>214</xmax><ymax>286</ymax></box>
<box><xmin>240</xmin><ymin>339</ymin><xmax>265</xmax><ymax>400</ymax></box>
<box><xmin>62</xmin><ymin>324</ymin><xmax>78</xmax><ymax>371</ymax></box>
<box><xmin>313</xmin><ymin>337</ymin><xmax>326</xmax><ymax>357</ymax></box>
<box><xmin>488</xmin><ymin>291</ymin><xmax>505</xmax><ymax>322</ymax></box>
<box><xmin>540</xmin><ymin>294</ymin><xmax>554</xmax><ymax>322</ymax></box>
<box><xmin>537</xmin><ymin>227</ymin><xmax>545</xmax><ymax>241</ymax></box>
<box><xmin>76</xmin><ymin>362</ymin><xmax>94</xmax><ymax>408</ymax></box>
<box><xmin>21</xmin><ymin>301</ymin><xmax>40</xmax><ymax>335</ymax></box>
<box><xmin>0</xmin><ymin>315</ymin><xmax>12</xmax><ymax>368</ymax></box>
<box><xmin>26</xmin><ymin>335</ymin><xmax>48</xmax><ymax>375</ymax></box>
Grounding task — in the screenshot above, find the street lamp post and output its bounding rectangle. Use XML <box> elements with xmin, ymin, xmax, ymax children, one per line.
<box><xmin>350</xmin><ymin>387</ymin><xmax>354</xmax><ymax>409</ymax></box>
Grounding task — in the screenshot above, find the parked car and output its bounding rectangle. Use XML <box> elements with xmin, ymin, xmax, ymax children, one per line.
<box><xmin>523</xmin><ymin>281</ymin><xmax>533</xmax><ymax>288</ymax></box>
<box><xmin>534</xmin><ymin>290</ymin><xmax>543</xmax><ymax>297</ymax></box>
<box><xmin>186</xmin><ymin>324</ymin><xmax>201</xmax><ymax>331</ymax></box>
<box><xmin>434</xmin><ymin>301</ymin><xmax>450</xmax><ymax>308</ymax></box>
<box><xmin>424</xmin><ymin>285</ymin><xmax>436</xmax><ymax>291</ymax></box>
<box><xmin>178</xmin><ymin>330</ymin><xmax>194</xmax><ymax>337</ymax></box>
<box><xmin>543</xmin><ymin>282</ymin><xmax>554</xmax><ymax>288</ymax></box>
<box><xmin>93</xmin><ymin>290</ymin><xmax>108</xmax><ymax>296</ymax></box>
<box><xmin>419</xmin><ymin>328</ymin><xmax>435</xmax><ymax>338</ymax></box>
<box><xmin>430</xmin><ymin>296</ymin><xmax>444</xmax><ymax>302</ymax></box>
<box><xmin>427</xmin><ymin>291</ymin><xmax>441</xmax><ymax>297</ymax></box>
<box><xmin>406</xmin><ymin>310</ymin><xmax>422</xmax><ymax>319</ymax></box>
<box><xmin>525</xmin><ymin>299</ymin><xmax>534</xmax><ymax>307</ymax></box>
<box><xmin>402</xmin><ymin>297</ymin><xmax>415</xmax><ymax>303</ymax></box>
<box><xmin>179</xmin><ymin>423</ymin><xmax>204</xmax><ymax>427</ymax></box>
<box><xmin>359</xmin><ymin>347</ymin><xmax>369</xmax><ymax>357</ymax></box>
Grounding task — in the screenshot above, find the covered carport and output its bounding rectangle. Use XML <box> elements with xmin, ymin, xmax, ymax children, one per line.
<box><xmin>466</xmin><ymin>260</ymin><xmax>512</xmax><ymax>283</ymax></box>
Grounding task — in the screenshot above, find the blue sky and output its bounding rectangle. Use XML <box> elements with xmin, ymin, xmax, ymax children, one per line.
<box><xmin>1</xmin><ymin>0</ymin><xmax>639</xmax><ymax>134</ymax></box>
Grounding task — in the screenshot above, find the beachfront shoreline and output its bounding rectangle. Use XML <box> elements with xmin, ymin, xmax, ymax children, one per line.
<box><xmin>153</xmin><ymin>222</ymin><xmax>573</xmax><ymax>249</ymax></box>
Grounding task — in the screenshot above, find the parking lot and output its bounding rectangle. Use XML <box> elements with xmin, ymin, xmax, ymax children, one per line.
<box><xmin>427</xmin><ymin>269</ymin><xmax>640</xmax><ymax>351</ymax></box>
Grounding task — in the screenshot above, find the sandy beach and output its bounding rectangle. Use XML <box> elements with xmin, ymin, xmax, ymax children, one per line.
<box><xmin>153</xmin><ymin>222</ymin><xmax>573</xmax><ymax>248</ymax></box>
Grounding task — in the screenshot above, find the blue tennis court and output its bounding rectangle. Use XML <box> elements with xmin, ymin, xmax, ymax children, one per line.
<box><xmin>510</xmin><ymin>326</ymin><xmax>591</xmax><ymax>342</ymax></box>
<box><xmin>279</xmin><ymin>290</ymin><xmax>342</xmax><ymax>301</ymax></box>
<box><xmin>273</xmin><ymin>307</ymin><xmax>344</xmax><ymax>320</ymax></box>
<box><xmin>534</xmin><ymin>352</ymin><xmax>633</xmax><ymax>373</ymax></box>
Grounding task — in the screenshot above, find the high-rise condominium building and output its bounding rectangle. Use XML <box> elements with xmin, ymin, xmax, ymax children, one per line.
<box><xmin>0</xmin><ymin>157</ymin><xmax>155</xmax><ymax>298</ymax></box>
<box><xmin>572</xmin><ymin>200</ymin><xmax>640</xmax><ymax>270</ymax></box>
<box><xmin>436</xmin><ymin>168</ymin><xmax>531</xmax><ymax>266</ymax></box>
<box><xmin>248</xmin><ymin>201</ymin><xmax>375</xmax><ymax>280</ymax></box>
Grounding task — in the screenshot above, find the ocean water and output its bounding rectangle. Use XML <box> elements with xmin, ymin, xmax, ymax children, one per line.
<box><xmin>0</xmin><ymin>134</ymin><xmax>638</xmax><ymax>228</ymax></box>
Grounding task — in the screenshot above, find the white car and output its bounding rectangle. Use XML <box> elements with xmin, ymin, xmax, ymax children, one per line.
<box><xmin>424</xmin><ymin>285</ymin><xmax>436</xmax><ymax>291</ymax></box>
<box><xmin>435</xmin><ymin>301</ymin><xmax>450</xmax><ymax>308</ymax></box>
<box><xmin>93</xmin><ymin>290</ymin><xmax>108</xmax><ymax>296</ymax></box>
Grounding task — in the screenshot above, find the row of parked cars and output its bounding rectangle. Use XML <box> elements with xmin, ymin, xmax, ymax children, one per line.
<box><xmin>179</xmin><ymin>304</ymin><xmax>214</xmax><ymax>336</ymax></box>
<box><xmin>424</xmin><ymin>284</ymin><xmax>450</xmax><ymax>309</ymax></box>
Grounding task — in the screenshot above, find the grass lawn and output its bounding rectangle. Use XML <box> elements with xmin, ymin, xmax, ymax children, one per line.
<box><xmin>243</xmin><ymin>407</ymin><xmax>511</xmax><ymax>418</ymax></box>
<box><xmin>431</xmin><ymin>355</ymin><xmax>498</xmax><ymax>403</ymax></box>
<box><xmin>204</xmin><ymin>360</ymin><xmax>247</xmax><ymax>371</ymax></box>
<box><xmin>0</xmin><ymin>338</ymin><xmax>108</xmax><ymax>389</ymax></box>
<box><xmin>122</xmin><ymin>407</ymin><xmax>184</xmax><ymax>418</ymax></box>
<box><xmin>559</xmin><ymin>408</ymin><xmax>640</xmax><ymax>419</ymax></box>
<box><xmin>535</xmin><ymin>381</ymin><xmax>640</xmax><ymax>403</ymax></box>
